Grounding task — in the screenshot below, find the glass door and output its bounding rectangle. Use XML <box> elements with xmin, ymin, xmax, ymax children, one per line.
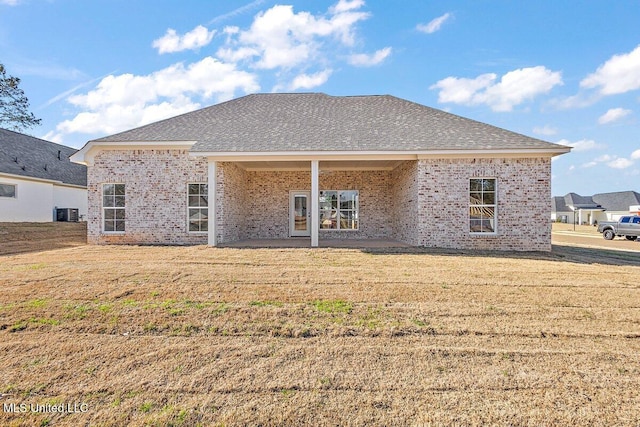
<box><xmin>290</xmin><ymin>191</ymin><xmax>311</xmax><ymax>237</ymax></box>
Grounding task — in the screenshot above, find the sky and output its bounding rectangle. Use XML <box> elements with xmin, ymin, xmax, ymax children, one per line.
<box><xmin>1</xmin><ymin>0</ymin><xmax>639</xmax><ymax>196</ymax></box>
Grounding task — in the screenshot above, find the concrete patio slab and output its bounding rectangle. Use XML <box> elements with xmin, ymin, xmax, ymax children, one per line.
<box><xmin>219</xmin><ymin>238</ymin><xmax>412</xmax><ymax>248</ymax></box>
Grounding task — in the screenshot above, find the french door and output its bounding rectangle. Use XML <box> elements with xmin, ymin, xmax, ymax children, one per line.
<box><xmin>289</xmin><ymin>191</ymin><xmax>311</xmax><ymax>237</ymax></box>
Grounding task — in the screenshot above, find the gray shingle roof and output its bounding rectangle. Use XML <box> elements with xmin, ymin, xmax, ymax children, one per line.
<box><xmin>592</xmin><ymin>191</ymin><xmax>640</xmax><ymax>211</ymax></box>
<box><xmin>554</xmin><ymin>191</ymin><xmax>640</xmax><ymax>213</ymax></box>
<box><xmin>552</xmin><ymin>196</ymin><xmax>572</xmax><ymax>213</ymax></box>
<box><xmin>0</xmin><ymin>128</ymin><xmax>87</xmax><ymax>187</ymax></box>
<box><xmin>91</xmin><ymin>93</ymin><xmax>567</xmax><ymax>153</ymax></box>
<box><xmin>563</xmin><ymin>192</ymin><xmax>602</xmax><ymax>210</ymax></box>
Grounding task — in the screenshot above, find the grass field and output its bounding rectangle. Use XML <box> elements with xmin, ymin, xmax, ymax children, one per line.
<box><xmin>1</xmin><ymin>223</ymin><xmax>639</xmax><ymax>426</ymax></box>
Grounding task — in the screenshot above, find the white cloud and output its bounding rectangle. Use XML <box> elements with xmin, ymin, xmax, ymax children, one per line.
<box><xmin>219</xmin><ymin>2</ymin><xmax>370</xmax><ymax>70</ymax></box>
<box><xmin>533</xmin><ymin>125</ymin><xmax>557</xmax><ymax>136</ymax></box>
<box><xmin>0</xmin><ymin>0</ymin><xmax>20</xmax><ymax>5</ymax></box>
<box><xmin>580</xmin><ymin>152</ymin><xmax>636</xmax><ymax>170</ymax></box>
<box><xmin>430</xmin><ymin>73</ymin><xmax>496</xmax><ymax>105</ymax></box>
<box><xmin>431</xmin><ymin>66</ymin><xmax>562</xmax><ymax>112</ymax></box>
<box><xmin>557</xmin><ymin>139</ymin><xmax>606</xmax><ymax>152</ymax></box>
<box><xmin>153</xmin><ymin>25</ymin><xmax>216</xmax><ymax>54</ymax></box>
<box><xmin>348</xmin><ymin>47</ymin><xmax>391</xmax><ymax>67</ymax></box>
<box><xmin>41</xmin><ymin>130</ymin><xmax>64</xmax><ymax>144</ymax></box>
<box><xmin>49</xmin><ymin>0</ymin><xmax>384</xmax><ymax>142</ymax></box>
<box><xmin>416</xmin><ymin>13</ymin><xmax>451</xmax><ymax>34</ymax></box>
<box><xmin>594</xmin><ymin>154</ymin><xmax>614</xmax><ymax>162</ymax></box>
<box><xmin>289</xmin><ymin>69</ymin><xmax>332</xmax><ymax>90</ymax></box>
<box><xmin>54</xmin><ymin>57</ymin><xmax>259</xmax><ymax>136</ymax></box>
<box><xmin>581</xmin><ymin>45</ymin><xmax>640</xmax><ymax>95</ymax></box>
<box><xmin>597</xmin><ymin>107</ymin><xmax>631</xmax><ymax>124</ymax></box>
<box><xmin>551</xmin><ymin>92</ymin><xmax>601</xmax><ymax>110</ymax></box>
<box><xmin>330</xmin><ymin>0</ymin><xmax>365</xmax><ymax>13</ymax></box>
<box><xmin>631</xmin><ymin>149</ymin><xmax>640</xmax><ymax>160</ymax></box>
<box><xmin>607</xmin><ymin>158</ymin><xmax>633</xmax><ymax>169</ymax></box>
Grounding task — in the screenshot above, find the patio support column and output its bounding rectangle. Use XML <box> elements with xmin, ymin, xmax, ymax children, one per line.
<box><xmin>208</xmin><ymin>160</ymin><xmax>217</xmax><ymax>246</ymax></box>
<box><xmin>311</xmin><ymin>160</ymin><xmax>319</xmax><ymax>247</ymax></box>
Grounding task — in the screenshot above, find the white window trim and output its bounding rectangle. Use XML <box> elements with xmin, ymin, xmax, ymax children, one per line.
<box><xmin>0</xmin><ymin>182</ymin><xmax>17</xmax><ymax>199</ymax></box>
<box><xmin>187</xmin><ymin>182</ymin><xmax>209</xmax><ymax>234</ymax></box>
<box><xmin>319</xmin><ymin>189</ymin><xmax>359</xmax><ymax>231</ymax></box>
<box><xmin>102</xmin><ymin>183</ymin><xmax>125</xmax><ymax>234</ymax></box>
<box><xmin>469</xmin><ymin>178</ymin><xmax>498</xmax><ymax>236</ymax></box>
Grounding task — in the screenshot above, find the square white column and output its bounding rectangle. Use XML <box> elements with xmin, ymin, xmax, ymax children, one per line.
<box><xmin>208</xmin><ymin>160</ymin><xmax>217</xmax><ymax>246</ymax></box>
<box><xmin>311</xmin><ymin>160</ymin><xmax>319</xmax><ymax>247</ymax></box>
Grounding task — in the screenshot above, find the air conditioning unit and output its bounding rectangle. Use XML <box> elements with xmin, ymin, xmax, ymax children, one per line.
<box><xmin>56</xmin><ymin>208</ymin><xmax>79</xmax><ymax>222</ymax></box>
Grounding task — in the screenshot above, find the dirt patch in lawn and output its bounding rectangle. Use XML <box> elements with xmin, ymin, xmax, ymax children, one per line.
<box><xmin>1</xmin><ymin>241</ymin><xmax>639</xmax><ymax>426</ymax></box>
<box><xmin>0</xmin><ymin>222</ymin><xmax>86</xmax><ymax>256</ymax></box>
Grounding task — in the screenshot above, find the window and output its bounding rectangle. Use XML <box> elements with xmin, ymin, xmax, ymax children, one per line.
<box><xmin>470</xmin><ymin>178</ymin><xmax>496</xmax><ymax>233</ymax></box>
<box><xmin>0</xmin><ymin>183</ymin><xmax>16</xmax><ymax>198</ymax></box>
<box><xmin>633</xmin><ymin>217</ymin><xmax>640</xmax><ymax>224</ymax></box>
<box><xmin>103</xmin><ymin>184</ymin><xmax>125</xmax><ymax>232</ymax></box>
<box><xmin>621</xmin><ymin>217</ymin><xmax>631</xmax><ymax>223</ymax></box>
<box><xmin>188</xmin><ymin>183</ymin><xmax>208</xmax><ymax>232</ymax></box>
<box><xmin>319</xmin><ymin>190</ymin><xmax>358</xmax><ymax>230</ymax></box>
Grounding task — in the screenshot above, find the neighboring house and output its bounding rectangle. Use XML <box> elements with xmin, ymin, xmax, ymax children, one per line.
<box><xmin>552</xmin><ymin>191</ymin><xmax>640</xmax><ymax>224</ymax></box>
<box><xmin>71</xmin><ymin>93</ymin><xmax>569</xmax><ymax>251</ymax></box>
<box><xmin>0</xmin><ymin>128</ymin><xmax>87</xmax><ymax>222</ymax></box>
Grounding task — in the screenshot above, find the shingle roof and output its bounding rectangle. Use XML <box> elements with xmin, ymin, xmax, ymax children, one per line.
<box><xmin>90</xmin><ymin>93</ymin><xmax>568</xmax><ymax>153</ymax></box>
<box><xmin>0</xmin><ymin>128</ymin><xmax>87</xmax><ymax>187</ymax></box>
<box><xmin>563</xmin><ymin>192</ymin><xmax>602</xmax><ymax>210</ymax></box>
<box><xmin>555</xmin><ymin>191</ymin><xmax>640</xmax><ymax>213</ymax></box>
<box><xmin>552</xmin><ymin>196</ymin><xmax>572</xmax><ymax>213</ymax></box>
<box><xmin>592</xmin><ymin>191</ymin><xmax>640</xmax><ymax>211</ymax></box>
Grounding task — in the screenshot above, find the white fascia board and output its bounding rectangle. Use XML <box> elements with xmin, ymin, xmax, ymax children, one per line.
<box><xmin>192</xmin><ymin>147</ymin><xmax>571</xmax><ymax>162</ymax></box>
<box><xmin>416</xmin><ymin>147</ymin><xmax>571</xmax><ymax>158</ymax></box>
<box><xmin>0</xmin><ymin>171</ymin><xmax>62</xmax><ymax>186</ymax></box>
<box><xmin>194</xmin><ymin>152</ymin><xmax>418</xmax><ymax>161</ymax></box>
<box><xmin>0</xmin><ymin>172</ymin><xmax>86</xmax><ymax>189</ymax></box>
<box><xmin>71</xmin><ymin>140</ymin><xmax>196</xmax><ymax>165</ymax></box>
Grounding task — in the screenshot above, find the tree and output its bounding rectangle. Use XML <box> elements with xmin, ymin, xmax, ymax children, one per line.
<box><xmin>0</xmin><ymin>63</ymin><xmax>41</xmax><ymax>132</ymax></box>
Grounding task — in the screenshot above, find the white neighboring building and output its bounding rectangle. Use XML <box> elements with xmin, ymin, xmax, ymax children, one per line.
<box><xmin>0</xmin><ymin>128</ymin><xmax>87</xmax><ymax>222</ymax></box>
<box><xmin>552</xmin><ymin>191</ymin><xmax>640</xmax><ymax>224</ymax></box>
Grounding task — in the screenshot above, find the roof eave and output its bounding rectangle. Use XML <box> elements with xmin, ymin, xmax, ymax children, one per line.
<box><xmin>190</xmin><ymin>147</ymin><xmax>571</xmax><ymax>161</ymax></box>
<box><xmin>70</xmin><ymin>140</ymin><xmax>197</xmax><ymax>165</ymax></box>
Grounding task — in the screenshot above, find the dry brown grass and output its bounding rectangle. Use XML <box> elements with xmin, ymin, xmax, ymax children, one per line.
<box><xmin>1</xmin><ymin>223</ymin><xmax>639</xmax><ymax>426</ymax></box>
<box><xmin>0</xmin><ymin>222</ymin><xmax>86</xmax><ymax>256</ymax></box>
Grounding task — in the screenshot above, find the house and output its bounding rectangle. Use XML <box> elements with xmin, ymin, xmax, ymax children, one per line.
<box><xmin>70</xmin><ymin>93</ymin><xmax>570</xmax><ymax>251</ymax></box>
<box><xmin>552</xmin><ymin>191</ymin><xmax>640</xmax><ymax>224</ymax></box>
<box><xmin>0</xmin><ymin>128</ymin><xmax>87</xmax><ymax>222</ymax></box>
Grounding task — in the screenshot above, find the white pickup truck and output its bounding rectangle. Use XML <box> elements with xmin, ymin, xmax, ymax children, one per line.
<box><xmin>597</xmin><ymin>215</ymin><xmax>640</xmax><ymax>240</ymax></box>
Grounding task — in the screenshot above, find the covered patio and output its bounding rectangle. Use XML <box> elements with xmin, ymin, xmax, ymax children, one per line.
<box><xmin>203</xmin><ymin>158</ymin><xmax>417</xmax><ymax>248</ymax></box>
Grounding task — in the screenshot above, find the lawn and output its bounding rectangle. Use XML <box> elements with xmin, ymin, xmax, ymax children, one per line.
<box><xmin>0</xmin><ymin>224</ymin><xmax>639</xmax><ymax>426</ymax></box>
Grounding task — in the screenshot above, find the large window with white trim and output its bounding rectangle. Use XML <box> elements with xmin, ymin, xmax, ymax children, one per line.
<box><xmin>188</xmin><ymin>183</ymin><xmax>208</xmax><ymax>232</ymax></box>
<box><xmin>102</xmin><ymin>184</ymin><xmax>125</xmax><ymax>232</ymax></box>
<box><xmin>319</xmin><ymin>190</ymin><xmax>359</xmax><ymax>230</ymax></box>
<box><xmin>469</xmin><ymin>178</ymin><xmax>496</xmax><ymax>233</ymax></box>
<box><xmin>0</xmin><ymin>183</ymin><xmax>16</xmax><ymax>198</ymax></box>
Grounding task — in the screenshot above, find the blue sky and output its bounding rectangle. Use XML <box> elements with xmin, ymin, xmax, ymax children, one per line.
<box><xmin>1</xmin><ymin>0</ymin><xmax>639</xmax><ymax>196</ymax></box>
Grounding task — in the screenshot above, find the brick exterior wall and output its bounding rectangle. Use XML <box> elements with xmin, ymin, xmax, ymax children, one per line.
<box><xmin>244</xmin><ymin>171</ymin><xmax>309</xmax><ymax>239</ymax></box>
<box><xmin>88</xmin><ymin>151</ymin><xmax>552</xmax><ymax>251</ymax></box>
<box><xmin>217</xmin><ymin>162</ymin><xmax>248</xmax><ymax>243</ymax></box>
<box><xmin>412</xmin><ymin>158</ymin><xmax>552</xmax><ymax>251</ymax></box>
<box><xmin>87</xmin><ymin>149</ymin><xmax>208</xmax><ymax>245</ymax></box>
<box><xmin>391</xmin><ymin>161</ymin><xmax>420</xmax><ymax>245</ymax></box>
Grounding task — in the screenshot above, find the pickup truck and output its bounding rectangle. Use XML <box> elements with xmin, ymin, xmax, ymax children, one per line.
<box><xmin>597</xmin><ymin>215</ymin><xmax>640</xmax><ymax>240</ymax></box>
